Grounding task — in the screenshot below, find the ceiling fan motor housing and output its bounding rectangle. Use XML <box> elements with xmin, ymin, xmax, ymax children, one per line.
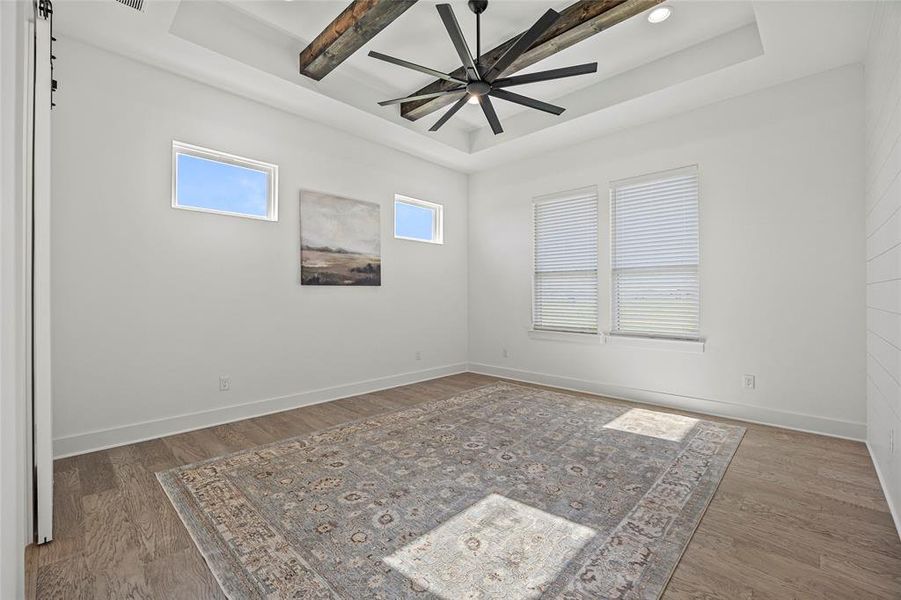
<box><xmin>467</xmin><ymin>81</ymin><xmax>491</xmax><ymax>97</ymax></box>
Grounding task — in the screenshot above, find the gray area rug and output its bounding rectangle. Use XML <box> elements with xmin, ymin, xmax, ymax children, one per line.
<box><xmin>157</xmin><ymin>382</ymin><xmax>745</xmax><ymax>599</ymax></box>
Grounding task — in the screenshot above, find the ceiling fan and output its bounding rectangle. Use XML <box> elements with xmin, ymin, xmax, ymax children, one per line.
<box><xmin>369</xmin><ymin>0</ymin><xmax>598</xmax><ymax>135</ymax></box>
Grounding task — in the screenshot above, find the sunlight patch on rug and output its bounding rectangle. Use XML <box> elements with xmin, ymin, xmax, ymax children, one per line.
<box><xmin>384</xmin><ymin>493</ymin><xmax>595</xmax><ymax>599</ymax></box>
<box><xmin>603</xmin><ymin>408</ymin><xmax>699</xmax><ymax>442</ymax></box>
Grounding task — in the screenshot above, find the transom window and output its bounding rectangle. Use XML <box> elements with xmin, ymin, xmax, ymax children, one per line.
<box><xmin>172</xmin><ymin>141</ymin><xmax>278</xmax><ymax>221</ymax></box>
<box><xmin>610</xmin><ymin>166</ymin><xmax>700</xmax><ymax>340</ymax></box>
<box><xmin>394</xmin><ymin>195</ymin><xmax>444</xmax><ymax>244</ymax></box>
<box><xmin>532</xmin><ymin>187</ymin><xmax>599</xmax><ymax>334</ymax></box>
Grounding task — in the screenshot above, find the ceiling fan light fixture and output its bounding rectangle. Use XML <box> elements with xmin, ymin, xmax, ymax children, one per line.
<box><xmin>467</xmin><ymin>94</ymin><xmax>480</xmax><ymax>104</ymax></box>
<box><xmin>647</xmin><ymin>6</ymin><xmax>672</xmax><ymax>24</ymax></box>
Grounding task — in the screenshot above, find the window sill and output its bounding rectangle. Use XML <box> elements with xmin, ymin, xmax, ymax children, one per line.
<box><xmin>528</xmin><ymin>329</ymin><xmax>602</xmax><ymax>344</ymax></box>
<box><xmin>603</xmin><ymin>334</ymin><xmax>705</xmax><ymax>353</ymax></box>
<box><xmin>393</xmin><ymin>235</ymin><xmax>444</xmax><ymax>245</ymax></box>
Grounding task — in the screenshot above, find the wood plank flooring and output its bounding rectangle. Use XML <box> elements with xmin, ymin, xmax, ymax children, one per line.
<box><xmin>25</xmin><ymin>374</ymin><xmax>901</xmax><ymax>598</ymax></box>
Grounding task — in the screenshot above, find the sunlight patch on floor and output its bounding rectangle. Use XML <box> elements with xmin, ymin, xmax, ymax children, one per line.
<box><xmin>383</xmin><ymin>493</ymin><xmax>595</xmax><ymax>599</ymax></box>
<box><xmin>603</xmin><ymin>408</ymin><xmax>699</xmax><ymax>442</ymax></box>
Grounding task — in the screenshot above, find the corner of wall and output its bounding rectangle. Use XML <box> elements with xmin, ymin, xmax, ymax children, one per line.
<box><xmin>863</xmin><ymin>0</ymin><xmax>901</xmax><ymax>538</ymax></box>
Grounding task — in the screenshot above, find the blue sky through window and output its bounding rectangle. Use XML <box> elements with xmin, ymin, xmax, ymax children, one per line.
<box><xmin>395</xmin><ymin>201</ymin><xmax>434</xmax><ymax>241</ymax></box>
<box><xmin>176</xmin><ymin>153</ymin><xmax>269</xmax><ymax>217</ymax></box>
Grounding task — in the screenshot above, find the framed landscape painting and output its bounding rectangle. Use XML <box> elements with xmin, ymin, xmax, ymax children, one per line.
<box><xmin>300</xmin><ymin>191</ymin><xmax>381</xmax><ymax>286</ymax></box>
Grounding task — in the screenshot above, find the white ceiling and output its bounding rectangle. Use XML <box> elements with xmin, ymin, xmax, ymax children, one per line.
<box><xmin>53</xmin><ymin>0</ymin><xmax>874</xmax><ymax>172</ymax></box>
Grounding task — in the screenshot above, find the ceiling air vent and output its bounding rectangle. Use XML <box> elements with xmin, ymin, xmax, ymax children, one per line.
<box><xmin>114</xmin><ymin>0</ymin><xmax>144</xmax><ymax>11</ymax></box>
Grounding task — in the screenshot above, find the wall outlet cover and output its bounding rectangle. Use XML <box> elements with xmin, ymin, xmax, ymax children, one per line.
<box><xmin>742</xmin><ymin>374</ymin><xmax>756</xmax><ymax>390</ymax></box>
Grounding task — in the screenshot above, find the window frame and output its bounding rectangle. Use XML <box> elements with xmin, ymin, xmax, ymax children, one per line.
<box><xmin>393</xmin><ymin>194</ymin><xmax>444</xmax><ymax>244</ymax></box>
<box><xmin>171</xmin><ymin>140</ymin><xmax>279</xmax><ymax>222</ymax></box>
<box><xmin>531</xmin><ymin>186</ymin><xmax>601</xmax><ymax>336</ymax></box>
<box><xmin>608</xmin><ymin>165</ymin><xmax>701</xmax><ymax>342</ymax></box>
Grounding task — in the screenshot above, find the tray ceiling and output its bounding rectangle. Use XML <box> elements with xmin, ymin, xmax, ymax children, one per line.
<box><xmin>52</xmin><ymin>0</ymin><xmax>874</xmax><ymax>172</ymax></box>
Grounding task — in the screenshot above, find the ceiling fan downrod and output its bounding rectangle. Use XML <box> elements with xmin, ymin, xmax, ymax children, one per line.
<box><xmin>468</xmin><ymin>0</ymin><xmax>488</xmax><ymax>69</ymax></box>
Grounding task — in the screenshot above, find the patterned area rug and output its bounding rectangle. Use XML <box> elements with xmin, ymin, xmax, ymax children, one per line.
<box><xmin>158</xmin><ymin>382</ymin><xmax>744</xmax><ymax>599</ymax></box>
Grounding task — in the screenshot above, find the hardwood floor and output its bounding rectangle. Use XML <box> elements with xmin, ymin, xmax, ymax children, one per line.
<box><xmin>25</xmin><ymin>373</ymin><xmax>901</xmax><ymax>599</ymax></box>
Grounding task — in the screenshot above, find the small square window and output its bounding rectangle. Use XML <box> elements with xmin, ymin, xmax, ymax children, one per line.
<box><xmin>394</xmin><ymin>195</ymin><xmax>443</xmax><ymax>244</ymax></box>
<box><xmin>172</xmin><ymin>141</ymin><xmax>278</xmax><ymax>221</ymax></box>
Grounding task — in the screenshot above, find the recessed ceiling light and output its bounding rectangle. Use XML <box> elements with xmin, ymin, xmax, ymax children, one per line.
<box><xmin>647</xmin><ymin>6</ymin><xmax>672</xmax><ymax>24</ymax></box>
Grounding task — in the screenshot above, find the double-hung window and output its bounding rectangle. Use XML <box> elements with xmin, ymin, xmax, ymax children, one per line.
<box><xmin>610</xmin><ymin>166</ymin><xmax>700</xmax><ymax>340</ymax></box>
<box><xmin>532</xmin><ymin>188</ymin><xmax>599</xmax><ymax>334</ymax></box>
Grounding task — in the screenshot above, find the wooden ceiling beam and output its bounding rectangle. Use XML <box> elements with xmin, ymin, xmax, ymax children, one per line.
<box><xmin>400</xmin><ymin>0</ymin><xmax>663</xmax><ymax>121</ymax></box>
<box><xmin>299</xmin><ymin>0</ymin><xmax>418</xmax><ymax>81</ymax></box>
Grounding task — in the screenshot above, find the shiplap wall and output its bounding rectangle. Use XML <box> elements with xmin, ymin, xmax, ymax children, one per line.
<box><xmin>865</xmin><ymin>0</ymin><xmax>901</xmax><ymax>532</ymax></box>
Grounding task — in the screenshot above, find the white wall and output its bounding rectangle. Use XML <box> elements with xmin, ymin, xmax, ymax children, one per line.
<box><xmin>468</xmin><ymin>65</ymin><xmax>866</xmax><ymax>440</ymax></box>
<box><xmin>50</xmin><ymin>38</ymin><xmax>468</xmax><ymax>457</ymax></box>
<box><xmin>865</xmin><ymin>0</ymin><xmax>901</xmax><ymax>534</ymax></box>
<box><xmin>0</xmin><ymin>0</ymin><xmax>29</xmax><ymax>597</ymax></box>
<box><xmin>48</xmin><ymin>21</ymin><xmax>875</xmax><ymax>477</ymax></box>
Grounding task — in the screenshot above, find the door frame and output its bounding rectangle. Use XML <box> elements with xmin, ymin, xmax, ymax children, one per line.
<box><xmin>29</xmin><ymin>0</ymin><xmax>53</xmax><ymax>545</ymax></box>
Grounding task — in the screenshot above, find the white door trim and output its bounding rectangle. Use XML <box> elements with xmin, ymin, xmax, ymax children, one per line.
<box><xmin>31</xmin><ymin>1</ymin><xmax>53</xmax><ymax>545</ymax></box>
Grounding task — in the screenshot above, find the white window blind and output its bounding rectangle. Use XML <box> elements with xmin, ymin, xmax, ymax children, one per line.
<box><xmin>611</xmin><ymin>167</ymin><xmax>699</xmax><ymax>340</ymax></box>
<box><xmin>533</xmin><ymin>189</ymin><xmax>599</xmax><ymax>334</ymax></box>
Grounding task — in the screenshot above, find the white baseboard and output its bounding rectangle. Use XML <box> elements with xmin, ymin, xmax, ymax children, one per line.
<box><xmin>54</xmin><ymin>361</ymin><xmax>869</xmax><ymax>458</ymax></box>
<box><xmin>53</xmin><ymin>363</ymin><xmax>468</xmax><ymax>458</ymax></box>
<box><xmin>867</xmin><ymin>442</ymin><xmax>901</xmax><ymax>541</ymax></box>
<box><xmin>468</xmin><ymin>362</ymin><xmax>867</xmax><ymax>441</ymax></box>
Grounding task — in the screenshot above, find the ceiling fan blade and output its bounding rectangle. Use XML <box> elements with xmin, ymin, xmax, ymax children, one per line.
<box><xmin>435</xmin><ymin>4</ymin><xmax>480</xmax><ymax>81</ymax></box>
<box><xmin>378</xmin><ymin>89</ymin><xmax>465</xmax><ymax>107</ymax></box>
<box><xmin>429</xmin><ymin>95</ymin><xmax>470</xmax><ymax>132</ymax></box>
<box><xmin>484</xmin><ymin>8</ymin><xmax>560</xmax><ymax>82</ymax></box>
<box><xmin>492</xmin><ymin>63</ymin><xmax>598</xmax><ymax>88</ymax></box>
<box><xmin>368</xmin><ymin>51</ymin><xmax>466</xmax><ymax>85</ymax></box>
<box><xmin>479</xmin><ymin>95</ymin><xmax>503</xmax><ymax>135</ymax></box>
<box><xmin>489</xmin><ymin>88</ymin><xmax>565</xmax><ymax>115</ymax></box>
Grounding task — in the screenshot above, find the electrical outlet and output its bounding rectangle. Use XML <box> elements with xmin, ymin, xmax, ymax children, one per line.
<box><xmin>415</xmin><ymin>350</ymin><xmax>422</xmax><ymax>361</ymax></box>
<box><xmin>742</xmin><ymin>374</ymin><xmax>756</xmax><ymax>390</ymax></box>
<box><xmin>219</xmin><ymin>376</ymin><xmax>231</xmax><ymax>392</ymax></box>
<box><xmin>502</xmin><ymin>348</ymin><xmax>509</xmax><ymax>358</ymax></box>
